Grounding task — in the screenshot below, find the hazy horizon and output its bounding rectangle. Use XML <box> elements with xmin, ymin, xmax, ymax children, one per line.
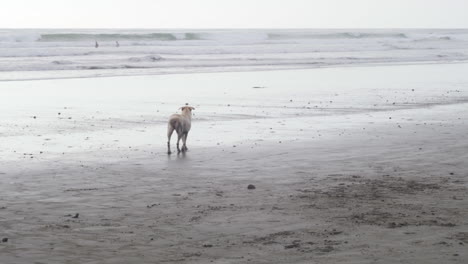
<box><xmin>1</xmin><ymin>0</ymin><xmax>467</xmax><ymax>28</ymax></box>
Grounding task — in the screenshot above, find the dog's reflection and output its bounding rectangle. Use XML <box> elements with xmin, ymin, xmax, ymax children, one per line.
<box><xmin>167</xmin><ymin>150</ymin><xmax>187</xmax><ymax>161</ymax></box>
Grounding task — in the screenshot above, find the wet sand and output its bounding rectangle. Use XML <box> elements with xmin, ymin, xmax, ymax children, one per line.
<box><xmin>1</xmin><ymin>64</ymin><xmax>468</xmax><ymax>263</ymax></box>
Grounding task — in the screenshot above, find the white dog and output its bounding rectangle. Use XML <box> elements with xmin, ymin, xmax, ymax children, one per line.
<box><xmin>167</xmin><ymin>105</ymin><xmax>195</xmax><ymax>154</ymax></box>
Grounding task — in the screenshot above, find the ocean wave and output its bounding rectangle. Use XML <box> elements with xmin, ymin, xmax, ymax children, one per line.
<box><xmin>412</xmin><ymin>36</ymin><xmax>453</xmax><ymax>42</ymax></box>
<box><xmin>128</xmin><ymin>55</ymin><xmax>164</xmax><ymax>62</ymax></box>
<box><xmin>0</xmin><ymin>32</ymin><xmax>41</xmax><ymax>42</ymax></box>
<box><xmin>52</xmin><ymin>60</ymin><xmax>74</xmax><ymax>65</ymax></box>
<box><xmin>268</xmin><ymin>32</ymin><xmax>408</xmax><ymax>40</ymax></box>
<box><xmin>38</xmin><ymin>33</ymin><xmax>203</xmax><ymax>42</ymax></box>
<box><xmin>78</xmin><ymin>65</ymin><xmax>149</xmax><ymax>70</ymax></box>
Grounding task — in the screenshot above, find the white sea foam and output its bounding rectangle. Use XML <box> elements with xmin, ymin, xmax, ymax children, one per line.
<box><xmin>0</xmin><ymin>29</ymin><xmax>467</xmax><ymax>81</ymax></box>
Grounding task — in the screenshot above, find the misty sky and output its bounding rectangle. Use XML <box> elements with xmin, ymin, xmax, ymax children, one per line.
<box><xmin>1</xmin><ymin>0</ymin><xmax>467</xmax><ymax>28</ymax></box>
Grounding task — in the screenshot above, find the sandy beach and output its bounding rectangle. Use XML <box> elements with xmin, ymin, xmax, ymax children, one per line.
<box><xmin>1</xmin><ymin>63</ymin><xmax>467</xmax><ymax>263</ymax></box>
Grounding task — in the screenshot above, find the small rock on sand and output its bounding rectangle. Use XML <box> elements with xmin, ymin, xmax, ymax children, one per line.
<box><xmin>247</xmin><ymin>184</ymin><xmax>256</xmax><ymax>190</ymax></box>
<box><xmin>284</xmin><ymin>243</ymin><xmax>300</xmax><ymax>249</ymax></box>
<box><xmin>2</xmin><ymin>237</ymin><xmax>8</xmax><ymax>242</ymax></box>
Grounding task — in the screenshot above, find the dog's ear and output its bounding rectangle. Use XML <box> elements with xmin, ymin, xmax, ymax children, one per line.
<box><xmin>179</xmin><ymin>106</ymin><xmax>185</xmax><ymax>110</ymax></box>
<box><xmin>190</xmin><ymin>107</ymin><xmax>195</xmax><ymax>110</ymax></box>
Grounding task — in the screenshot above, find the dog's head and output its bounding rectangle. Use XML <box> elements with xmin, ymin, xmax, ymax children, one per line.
<box><xmin>180</xmin><ymin>105</ymin><xmax>195</xmax><ymax>113</ymax></box>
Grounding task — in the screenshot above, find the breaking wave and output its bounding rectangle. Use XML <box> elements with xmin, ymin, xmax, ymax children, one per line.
<box><xmin>268</xmin><ymin>32</ymin><xmax>408</xmax><ymax>40</ymax></box>
<box><xmin>51</xmin><ymin>60</ymin><xmax>74</xmax><ymax>65</ymax></box>
<box><xmin>38</xmin><ymin>33</ymin><xmax>203</xmax><ymax>42</ymax></box>
<box><xmin>412</xmin><ymin>36</ymin><xmax>453</xmax><ymax>42</ymax></box>
<box><xmin>128</xmin><ymin>55</ymin><xmax>164</xmax><ymax>62</ymax></box>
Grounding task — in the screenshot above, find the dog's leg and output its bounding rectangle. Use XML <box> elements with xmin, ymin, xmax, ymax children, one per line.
<box><xmin>182</xmin><ymin>132</ymin><xmax>189</xmax><ymax>152</ymax></box>
<box><xmin>176</xmin><ymin>133</ymin><xmax>182</xmax><ymax>153</ymax></box>
<box><xmin>167</xmin><ymin>125</ymin><xmax>174</xmax><ymax>155</ymax></box>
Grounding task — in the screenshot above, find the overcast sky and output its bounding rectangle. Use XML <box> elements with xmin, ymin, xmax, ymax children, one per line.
<box><xmin>1</xmin><ymin>0</ymin><xmax>467</xmax><ymax>28</ymax></box>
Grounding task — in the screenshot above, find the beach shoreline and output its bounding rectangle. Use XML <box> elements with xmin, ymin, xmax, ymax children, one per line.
<box><xmin>2</xmin><ymin>59</ymin><xmax>468</xmax><ymax>83</ymax></box>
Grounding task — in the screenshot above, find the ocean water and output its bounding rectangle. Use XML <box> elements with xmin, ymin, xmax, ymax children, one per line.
<box><xmin>0</xmin><ymin>29</ymin><xmax>468</xmax><ymax>81</ymax></box>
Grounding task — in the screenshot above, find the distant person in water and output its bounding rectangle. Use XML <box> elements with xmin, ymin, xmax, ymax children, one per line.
<box><xmin>95</xmin><ymin>41</ymin><xmax>99</xmax><ymax>48</ymax></box>
<box><xmin>116</xmin><ymin>41</ymin><xmax>119</xmax><ymax>47</ymax></box>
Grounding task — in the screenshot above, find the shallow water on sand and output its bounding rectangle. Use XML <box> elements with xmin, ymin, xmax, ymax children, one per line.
<box><xmin>1</xmin><ymin>63</ymin><xmax>468</xmax><ymax>162</ymax></box>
